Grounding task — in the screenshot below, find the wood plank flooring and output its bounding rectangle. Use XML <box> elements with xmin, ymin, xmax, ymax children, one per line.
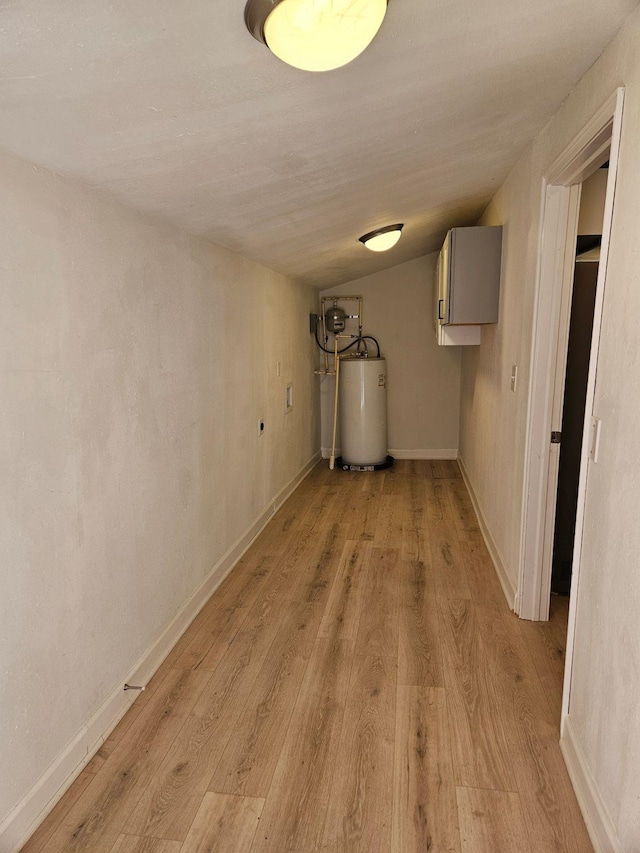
<box><xmin>20</xmin><ymin>461</ymin><xmax>591</xmax><ymax>853</ymax></box>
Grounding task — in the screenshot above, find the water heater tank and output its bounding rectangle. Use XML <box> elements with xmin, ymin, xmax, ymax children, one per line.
<box><xmin>339</xmin><ymin>357</ymin><xmax>388</xmax><ymax>466</ymax></box>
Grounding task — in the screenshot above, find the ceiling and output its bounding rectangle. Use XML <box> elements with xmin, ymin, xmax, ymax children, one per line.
<box><xmin>0</xmin><ymin>0</ymin><xmax>637</xmax><ymax>287</ymax></box>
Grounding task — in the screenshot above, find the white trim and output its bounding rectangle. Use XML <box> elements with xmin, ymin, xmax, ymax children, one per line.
<box><xmin>321</xmin><ymin>447</ymin><xmax>459</xmax><ymax>460</ymax></box>
<box><xmin>560</xmin><ymin>717</ymin><xmax>622</xmax><ymax>853</ymax></box>
<box><xmin>458</xmin><ymin>456</ymin><xmax>517</xmax><ymax>610</ymax></box>
<box><xmin>0</xmin><ymin>452</ymin><xmax>321</xmax><ymax>853</ymax></box>
<box><xmin>520</xmin><ymin>182</ymin><xmax>582</xmax><ymax>621</ymax></box>
<box><xmin>519</xmin><ymin>88</ymin><xmax>624</xmax><ymax>622</ymax></box>
<box><xmin>547</xmin><ymin>91</ymin><xmax>620</xmax><ymax>186</ymax></box>
<box><xmin>271</xmin><ymin>453</ymin><xmax>321</xmax><ymax>512</ymax></box>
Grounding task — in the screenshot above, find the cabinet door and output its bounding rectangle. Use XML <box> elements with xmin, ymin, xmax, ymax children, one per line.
<box><xmin>434</xmin><ymin>252</ymin><xmax>448</xmax><ymax>332</ymax></box>
<box><xmin>448</xmin><ymin>226</ymin><xmax>501</xmax><ymax>324</ymax></box>
<box><xmin>437</xmin><ymin>231</ymin><xmax>451</xmax><ymax>324</ymax></box>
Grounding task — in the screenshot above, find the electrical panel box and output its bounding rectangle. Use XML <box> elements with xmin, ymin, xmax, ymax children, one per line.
<box><xmin>434</xmin><ymin>225</ymin><xmax>502</xmax><ymax>345</ymax></box>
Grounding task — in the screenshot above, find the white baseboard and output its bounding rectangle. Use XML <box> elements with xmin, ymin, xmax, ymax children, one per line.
<box><xmin>0</xmin><ymin>452</ymin><xmax>321</xmax><ymax>853</ymax></box>
<box><xmin>269</xmin><ymin>452</ymin><xmax>321</xmax><ymax>514</ymax></box>
<box><xmin>457</xmin><ymin>455</ymin><xmax>517</xmax><ymax>610</ymax></box>
<box><xmin>321</xmin><ymin>447</ymin><xmax>459</xmax><ymax>461</ymax></box>
<box><xmin>560</xmin><ymin>716</ymin><xmax>621</xmax><ymax>853</ymax></box>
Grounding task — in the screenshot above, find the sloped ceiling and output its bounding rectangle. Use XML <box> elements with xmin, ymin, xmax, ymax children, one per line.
<box><xmin>0</xmin><ymin>0</ymin><xmax>636</xmax><ymax>286</ymax></box>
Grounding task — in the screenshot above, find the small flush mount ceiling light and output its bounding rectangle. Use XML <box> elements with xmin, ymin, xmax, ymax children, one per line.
<box><xmin>359</xmin><ymin>223</ymin><xmax>404</xmax><ymax>252</ymax></box>
<box><xmin>244</xmin><ymin>0</ymin><xmax>388</xmax><ymax>73</ymax></box>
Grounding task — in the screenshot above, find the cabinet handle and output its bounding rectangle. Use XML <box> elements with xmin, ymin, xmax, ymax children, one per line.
<box><xmin>438</xmin><ymin>299</ymin><xmax>445</xmax><ymax>320</ymax></box>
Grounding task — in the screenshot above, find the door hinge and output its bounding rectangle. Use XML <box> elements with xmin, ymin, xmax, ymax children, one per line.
<box><xmin>551</xmin><ymin>431</ymin><xmax>562</xmax><ymax>444</ymax></box>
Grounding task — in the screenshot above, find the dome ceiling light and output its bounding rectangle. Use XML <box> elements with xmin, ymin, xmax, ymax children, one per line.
<box><xmin>359</xmin><ymin>223</ymin><xmax>404</xmax><ymax>252</ymax></box>
<box><xmin>244</xmin><ymin>0</ymin><xmax>389</xmax><ymax>73</ymax></box>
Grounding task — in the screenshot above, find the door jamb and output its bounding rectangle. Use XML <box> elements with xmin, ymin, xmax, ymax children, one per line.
<box><xmin>518</xmin><ymin>88</ymin><xmax>625</xmax><ymax>630</ymax></box>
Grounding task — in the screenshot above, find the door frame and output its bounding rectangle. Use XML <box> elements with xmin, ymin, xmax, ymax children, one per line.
<box><xmin>518</xmin><ymin>89</ymin><xmax>624</xmax><ymax>644</ymax></box>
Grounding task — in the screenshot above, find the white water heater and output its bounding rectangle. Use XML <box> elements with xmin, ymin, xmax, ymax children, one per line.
<box><xmin>339</xmin><ymin>357</ymin><xmax>388</xmax><ymax>466</ymax></box>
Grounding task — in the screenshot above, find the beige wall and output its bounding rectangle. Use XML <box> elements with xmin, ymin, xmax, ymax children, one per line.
<box><xmin>0</xmin><ymin>150</ymin><xmax>319</xmax><ymax>837</ymax></box>
<box><xmin>459</xmin><ymin>7</ymin><xmax>640</xmax><ymax>848</ymax></box>
<box><xmin>319</xmin><ymin>256</ymin><xmax>461</xmax><ymax>458</ymax></box>
<box><xmin>578</xmin><ymin>168</ymin><xmax>609</xmax><ymax>234</ymax></box>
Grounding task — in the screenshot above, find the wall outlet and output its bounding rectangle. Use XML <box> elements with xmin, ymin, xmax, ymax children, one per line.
<box><xmin>258</xmin><ymin>418</ymin><xmax>265</xmax><ymax>437</ymax></box>
<box><xmin>285</xmin><ymin>383</ymin><xmax>293</xmax><ymax>413</ymax></box>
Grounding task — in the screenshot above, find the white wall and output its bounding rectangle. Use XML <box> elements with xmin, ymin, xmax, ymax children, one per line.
<box><xmin>459</xmin><ymin>8</ymin><xmax>640</xmax><ymax>849</ymax></box>
<box><xmin>319</xmin><ymin>256</ymin><xmax>461</xmax><ymax>459</ymax></box>
<box><xmin>0</xmin><ymin>150</ymin><xmax>319</xmax><ymax>845</ymax></box>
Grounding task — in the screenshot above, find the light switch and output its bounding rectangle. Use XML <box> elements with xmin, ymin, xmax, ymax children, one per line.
<box><xmin>510</xmin><ymin>365</ymin><xmax>518</xmax><ymax>393</ymax></box>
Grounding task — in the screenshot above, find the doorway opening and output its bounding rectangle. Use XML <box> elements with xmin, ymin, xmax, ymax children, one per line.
<box><xmin>518</xmin><ymin>89</ymin><xmax>624</xmax><ymax>729</ymax></box>
<box><xmin>550</xmin><ymin>166</ymin><xmax>607</xmax><ymax>597</ymax></box>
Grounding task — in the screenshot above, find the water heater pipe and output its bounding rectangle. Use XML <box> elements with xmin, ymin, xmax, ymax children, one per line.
<box><xmin>329</xmin><ymin>336</ymin><xmax>341</xmax><ymax>470</ymax></box>
<box><xmin>321</xmin><ymin>296</ymin><xmax>363</xmax><ymax>341</ymax></box>
<box><xmin>316</xmin><ymin>296</ymin><xmax>368</xmax><ymax>375</ymax></box>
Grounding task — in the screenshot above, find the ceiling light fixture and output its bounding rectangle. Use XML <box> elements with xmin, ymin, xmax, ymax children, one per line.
<box><xmin>244</xmin><ymin>0</ymin><xmax>389</xmax><ymax>73</ymax></box>
<box><xmin>359</xmin><ymin>223</ymin><xmax>404</xmax><ymax>252</ymax></box>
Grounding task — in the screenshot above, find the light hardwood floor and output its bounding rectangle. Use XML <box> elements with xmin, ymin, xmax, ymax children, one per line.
<box><xmin>20</xmin><ymin>460</ymin><xmax>590</xmax><ymax>853</ymax></box>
